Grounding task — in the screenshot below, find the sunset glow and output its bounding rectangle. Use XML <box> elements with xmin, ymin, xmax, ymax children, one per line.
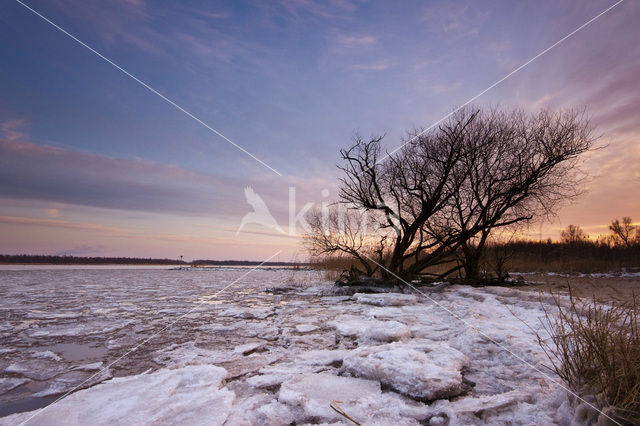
<box><xmin>1</xmin><ymin>0</ymin><xmax>639</xmax><ymax>260</ymax></box>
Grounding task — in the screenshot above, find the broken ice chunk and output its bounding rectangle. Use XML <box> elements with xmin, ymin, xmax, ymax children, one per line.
<box><xmin>354</xmin><ymin>293</ymin><xmax>418</xmax><ymax>306</ymax></box>
<box><xmin>0</xmin><ymin>378</ymin><xmax>29</xmax><ymax>395</ymax></box>
<box><xmin>342</xmin><ymin>339</ymin><xmax>469</xmax><ymax>401</ymax></box>
<box><xmin>278</xmin><ymin>373</ymin><xmax>381</xmax><ymax>422</ymax></box>
<box><xmin>234</xmin><ymin>342</ymin><xmax>266</xmax><ymax>355</ymax></box>
<box><xmin>0</xmin><ymin>365</ymin><xmax>234</xmax><ymax>425</ymax></box>
<box><xmin>30</xmin><ymin>350</ymin><xmax>62</xmax><ymax>361</ymax></box>
<box><xmin>294</xmin><ymin>324</ymin><xmax>318</xmax><ymax>333</ymax></box>
<box><xmin>328</xmin><ymin>316</ymin><xmax>411</xmax><ymax>342</ymax></box>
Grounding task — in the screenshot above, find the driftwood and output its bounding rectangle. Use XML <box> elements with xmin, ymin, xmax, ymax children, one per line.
<box><xmin>331</xmin><ymin>275</ymin><xmax>527</xmax><ymax>296</ymax></box>
<box><xmin>332</xmin><ymin>279</ymin><xmax>404</xmax><ymax>296</ymax></box>
<box><xmin>331</xmin><ymin>278</ymin><xmax>454</xmax><ymax>296</ymax></box>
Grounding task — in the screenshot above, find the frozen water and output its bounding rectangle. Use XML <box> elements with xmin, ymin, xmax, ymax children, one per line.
<box><xmin>328</xmin><ymin>316</ymin><xmax>412</xmax><ymax>342</ymax></box>
<box><xmin>4</xmin><ymin>361</ymin><xmax>66</xmax><ymax>381</ymax></box>
<box><xmin>278</xmin><ymin>373</ymin><xmax>382</xmax><ymax>422</ymax></box>
<box><xmin>234</xmin><ymin>342</ymin><xmax>266</xmax><ymax>355</ymax></box>
<box><xmin>354</xmin><ymin>293</ymin><xmax>418</xmax><ymax>306</ymax></box>
<box><xmin>294</xmin><ymin>324</ymin><xmax>318</xmax><ymax>333</ymax></box>
<box><xmin>342</xmin><ymin>340</ymin><xmax>469</xmax><ymax>400</ymax></box>
<box><xmin>30</xmin><ymin>351</ymin><xmax>61</xmax><ymax>362</ymax></box>
<box><xmin>0</xmin><ymin>365</ymin><xmax>233</xmax><ymax>426</ymax></box>
<box><xmin>294</xmin><ymin>349</ymin><xmax>349</xmax><ymax>366</ymax></box>
<box><xmin>224</xmin><ymin>394</ymin><xmax>294</xmax><ymax>425</ymax></box>
<box><xmin>0</xmin><ymin>267</ymin><xmax>581</xmax><ymax>424</ymax></box>
<box><xmin>72</xmin><ymin>362</ymin><xmax>103</xmax><ymax>371</ymax></box>
<box><xmin>0</xmin><ymin>380</ymin><xmax>28</xmax><ymax>397</ymax></box>
<box><xmin>32</xmin><ymin>368</ymin><xmax>112</xmax><ymax>397</ymax></box>
<box><xmin>25</xmin><ymin>320</ymin><xmax>132</xmax><ymax>338</ymax></box>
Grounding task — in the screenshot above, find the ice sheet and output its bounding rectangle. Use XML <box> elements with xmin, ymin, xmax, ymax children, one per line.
<box><xmin>0</xmin><ymin>268</ymin><xmax>583</xmax><ymax>424</ymax></box>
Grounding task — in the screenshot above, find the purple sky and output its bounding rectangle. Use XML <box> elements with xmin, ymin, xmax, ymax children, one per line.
<box><xmin>0</xmin><ymin>0</ymin><xmax>639</xmax><ymax>260</ymax></box>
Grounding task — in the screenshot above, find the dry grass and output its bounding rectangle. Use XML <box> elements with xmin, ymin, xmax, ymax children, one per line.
<box><xmin>309</xmin><ymin>256</ymin><xmax>358</xmax><ymax>281</ymax></box>
<box><xmin>538</xmin><ymin>289</ymin><xmax>640</xmax><ymax>424</ymax></box>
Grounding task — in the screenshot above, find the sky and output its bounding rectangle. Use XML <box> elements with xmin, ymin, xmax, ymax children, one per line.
<box><xmin>0</xmin><ymin>0</ymin><xmax>639</xmax><ymax>261</ymax></box>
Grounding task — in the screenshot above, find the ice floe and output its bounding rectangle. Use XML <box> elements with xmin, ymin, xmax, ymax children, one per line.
<box><xmin>30</xmin><ymin>351</ymin><xmax>61</xmax><ymax>361</ymax></box>
<box><xmin>0</xmin><ymin>366</ymin><xmax>234</xmax><ymax>426</ymax></box>
<box><xmin>328</xmin><ymin>315</ymin><xmax>412</xmax><ymax>342</ymax></box>
<box><xmin>278</xmin><ymin>373</ymin><xmax>382</xmax><ymax>422</ymax></box>
<box><xmin>0</xmin><ymin>378</ymin><xmax>28</xmax><ymax>396</ymax></box>
<box><xmin>354</xmin><ymin>292</ymin><xmax>418</xmax><ymax>306</ymax></box>
<box><xmin>294</xmin><ymin>324</ymin><xmax>319</xmax><ymax>333</ymax></box>
<box><xmin>342</xmin><ymin>339</ymin><xmax>470</xmax><ymax>400</ymax></box>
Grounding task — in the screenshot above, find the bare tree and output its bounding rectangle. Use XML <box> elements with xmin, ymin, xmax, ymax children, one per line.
<box><xmin>452</xmin><ymin>108</ymin><xmax>594</xmax><ymax>278</ymax></box>
<box><xmin>609</xmin><ymin>217</ymin><xmax>638</xmax><ymax>248</ymax></box>
<box><xmin>335</xmin><ymin>120</ymin><xmax>475</xmax><ymax>279</ymax></box>
<box><xmin>305</xmin><ymin>106</ymin><xmax>595</xmax><ymax>281</ymax></box>
<box><xmin>304</xmin><ymin>206</ymin><xmax>385</xmax><ymax>278</ymax></box>
<box><xmin>560</xmin><ymin>224</ymin><xmax>588</xmax><ymax>245</ymax></box>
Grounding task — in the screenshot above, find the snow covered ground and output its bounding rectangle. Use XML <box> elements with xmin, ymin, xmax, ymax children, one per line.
<box><xmin>0</xmin><ymin>267</ymin><xmax>582</xmax><ymax>424</ymax></box>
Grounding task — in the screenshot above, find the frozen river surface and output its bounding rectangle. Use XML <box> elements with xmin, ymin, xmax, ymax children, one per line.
<box><xmin>0</xmin><ymin>266</ymin><xmax>583</xmax><ymax>425</ymax></box>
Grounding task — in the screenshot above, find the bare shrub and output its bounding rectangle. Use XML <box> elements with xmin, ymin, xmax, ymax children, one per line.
<box><xmin>538</xmin><ymin>290</ymin><xmax>640</xmax><ymax>424</ymax></box>
<box><xmin>561</xmin><ymin>224</ymin><xmax>588</xmax><ymax>245</ymax></box>
<box><xmin>610</xmin><ymin>217</ymin><xmax>640</xmax><ymax>248</ymax></box>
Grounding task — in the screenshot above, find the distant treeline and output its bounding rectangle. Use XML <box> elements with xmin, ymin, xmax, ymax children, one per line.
<box><xmin>312</xmin><ymin>237</ymin><xmax>640</xmax><ymax>277</ymax></box>
<box><xmin>483</xmin><ymin>239</ymin><xmax>640</xmax><ymax>274</ymax></box>
<box><xmin>0</xmin><ymin>254</ymin><xmax>187</xmax><ymax>265</ymax></box>
<box><xmin>191</xmin><ymin>259</ymin><xmax>311</xmax><ymax>267</ymax></box>
<box><xmin>0</xmin><ymin>254</ymin><xmax>310</xmax><ymax>267</ymax></box>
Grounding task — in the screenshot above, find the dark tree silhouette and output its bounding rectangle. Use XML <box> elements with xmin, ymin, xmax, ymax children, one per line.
<box><xmin>305</xmin><ymin>106</ymin><xmax>595</xmax><ymax>281</ymax></box>
<box><xmin>609</xmin><ymin>217</ymin><xmax>639</xmax><ymax>248</ymax></box>
<box><xmin>560</xmin><ymin>224</ymin><xmax>588</xmax><ymax>245</ymax></box>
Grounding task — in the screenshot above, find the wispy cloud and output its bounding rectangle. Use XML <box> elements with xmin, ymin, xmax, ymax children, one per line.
<box><xmin>275</xmin><ymin>0</ymin><xmax>361</xmax><ymax>21</ymax></box>
<box><xmin>0</xmin><ymin>138</ymin><xmax>337</xmax><ymax>228</ymax></box>
<box><xmin>0</xmin><ymin>215</ymin><xmax>130</xmax><ymax>234</ymax></box>
<box><xmin>350</xmin><ymin>63</ymin><xmax>390</xmax><ymax>71</ymax></box>
<box><xmin>0</xmin><ymin>118</ymin><xmax>28</xmax><ymax>141</ymax></box>
<box><xmin>420</xmin><ymin>1</ymin><xmax>490</xmax><ymax>41</ymax></box>
<box><xmin>45</xmin><ymin>207</ymin><xmax>61</xmax><ymax>218</ymax></box>
<box><xmin>196</xmin><ymin>10</ymin><xmax>230</xmax><ymax>20</ymax></box>
<box><xmin>335</xmin><ymin>34</ymin><xmax>378</xmax><ymax>49</ymax></box>
<box><xmin>0</xmin><ymin>138</ymin><xmax>230</xmax><ymax>216</ymax></box>
<box><xmin>0</xmin><ymin>214</ymin><xmax>249</xmax><ymax>249</ymax></box>
<box><xmin>53</xmin><ymin>244</ymin><xmax>105</xmax><ymax>256</ymax></box>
